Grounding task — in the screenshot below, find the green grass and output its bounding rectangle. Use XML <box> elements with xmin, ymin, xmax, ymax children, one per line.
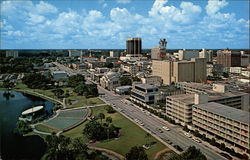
<box><xmin>63</xmin><ymin>105</ymin><xmax>168</xmax><ymax>160</ymax></box>
<box><xmin>62</xmin><ymin>122</ymin><xmax>88</xmax><ymax>140</ymax></box>
<box><xmin>66</xmin><ymin>93</ymin><xmax>104</xmax><ymax>108</ymax></box>
<box><xmin>13</xmin><ymin>83</ymin><xmax>104</xmax><ymax>108</ymax></box>
<box><xmin>35</xmin><ymin>124</ymin><xmax>60</xmax><ymax>133</ymax></box>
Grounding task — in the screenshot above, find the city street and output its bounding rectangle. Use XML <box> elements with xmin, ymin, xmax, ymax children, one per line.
<box><xmin>98</xmin><ymin>86</ymin><xmax>226</xmax><ymax>160</ymax></box>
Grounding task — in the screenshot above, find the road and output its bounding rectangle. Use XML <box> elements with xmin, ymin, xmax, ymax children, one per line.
<box><xmin>98</xmin><ymin>86</ymin><xmax>226</xmax><ymax>160</ymax></box>
<box><xmin>52</xmin><ymin>62</ymin><xmax>86</xmax><ymax>76</ymax></box>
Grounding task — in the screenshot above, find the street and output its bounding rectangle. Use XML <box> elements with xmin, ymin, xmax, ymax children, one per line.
<box><xmin>98</xmin><ymin>86</ymin><xmax>226</xmax><ymax>160</ymax></box>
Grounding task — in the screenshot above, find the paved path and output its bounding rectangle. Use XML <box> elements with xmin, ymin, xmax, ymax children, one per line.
<box><xmin>88</xmin><ymin>146</ymin><xmax>125</xmax><ymax>160</ymax></box>
<box><xmin>19</xmin><ymin>89</ymin><xmax>66</xmax><ymax>108</ymax></box>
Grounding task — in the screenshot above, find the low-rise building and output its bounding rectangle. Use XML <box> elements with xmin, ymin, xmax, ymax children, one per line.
<box><xmin>100</xmin><ymin>71</ymin><xmax>120</xmax><ymax>90</ymax></box>
<box><xmin>115</xmin><ymin>86</ymin><xmax>132</xmax><ymax>95</ymax></box>
<box><xmin>131</xmin><ymin>83</ymin><xmax>159</xmax><ymax>104</ymax></box>
<box><xmin>141</xmin><ymin>76</ymin><xmax>162</xmax><ymax>86</ymax></box>
<box><xmin>121</xmin><ymin>64</ymin><xmax>140</xmax><ymax>75</ymax></box>
<box><xmin>51</xmin><ymin>71</ymin><xmax>68</xmax><ymax>81</ymax></box>
<box><xmin>193</xmin><ymin>102</ymin><xmax>249</xmax><ymax>157</ymax></box>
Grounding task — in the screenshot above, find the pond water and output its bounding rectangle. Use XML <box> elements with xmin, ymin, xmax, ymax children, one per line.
<box><xmin>0</xmin><ymin>91</ymin><xmax>54</xmax><ymax>159</ymax></box>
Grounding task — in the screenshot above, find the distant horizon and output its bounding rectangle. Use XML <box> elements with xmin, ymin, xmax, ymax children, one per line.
<box><xmin>1</xmin><ymin>0</ymin><xmax>249</xmax><ymax>49</ymax></box>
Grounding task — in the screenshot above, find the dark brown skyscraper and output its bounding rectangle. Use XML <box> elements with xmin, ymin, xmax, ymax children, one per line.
<box><xmin>217</xmin><ymin>49</ymin><xmax>241</xmax><ymax>67</ymax></box>
<box><xmin>126</xmin><ymin>38</ymin><xmax>141</xmax><ymax>55</ymax></box>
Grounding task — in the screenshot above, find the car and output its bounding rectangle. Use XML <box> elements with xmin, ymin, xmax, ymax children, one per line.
<box><xmin>184</xmin><ymin>132</ymin><xmax>192</xmax><ymax>138</ymax></box>
<box><xmin>192</xmin><ymin>137</ymin><xmax>201</xmax><ymax>143</ymax></box>
<box><xmin>165</xmin><ymin>139</ymin><xmax>172</xmax><ymax>145</ymax></box>
<box><xmin>173</xmin><ymin>145</ymin><xmax>183</xmax><ymax>152</ymax></box>
<box><xmin>139</xmin><ymin>122</ymin><xmax>144</xmax><ymax>126</ymax></box>
<box><xmin>162</xmin><ymin>126</ymin><xmax>170</xmax><ymax>131</ymax></box>
<box><xmin>158</xmin><ymin>128</ymin><xmax>163</xmax><ymax>133</ymax></box>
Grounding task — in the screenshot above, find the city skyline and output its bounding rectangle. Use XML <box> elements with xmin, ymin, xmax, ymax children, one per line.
<box><xmin>1</xmin><ymin>0</ymin><xmax>249</xmax><ymax>49</ymax></box>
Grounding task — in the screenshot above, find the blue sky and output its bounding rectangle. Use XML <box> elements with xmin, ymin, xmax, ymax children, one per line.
<box><xmin>1</xmin><ymin>0</ymin><xmax>249</xmax><ymax>49</ymax></box>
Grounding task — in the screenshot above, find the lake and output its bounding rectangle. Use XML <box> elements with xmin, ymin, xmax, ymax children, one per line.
<box><xmin>0</xmin><ymin>91</ymin><xmax>54</xmax><ymax>159</ymax></box>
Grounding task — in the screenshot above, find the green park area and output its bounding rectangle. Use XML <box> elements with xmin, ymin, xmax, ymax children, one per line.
<box><xmin>62</xmin><ymin>105</ymin><xmax>168</xmax><ymax>160</ymax></box>
<box><xmin>14</xmin><ymin>82</ymin><xmax>104</xmax><ymax>109</ymax></box>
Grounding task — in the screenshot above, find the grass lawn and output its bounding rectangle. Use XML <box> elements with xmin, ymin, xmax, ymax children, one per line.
<box><xmin>63</xmin><ymin>105</ymin><xmax>168</xmax><ymax>160</ymax></box>
<box><xmin>66</xmin><ymin>93</ymin><xmax>104</xmax><ymax>108</ymax></box>
<box><xmin>35</xmin><ymin>124</ymin><xmax>60</xmax><ymax>133</ymax></box>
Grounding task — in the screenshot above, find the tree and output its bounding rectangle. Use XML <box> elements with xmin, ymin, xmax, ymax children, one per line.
<box><xmin>132</xmin><ymin>76</ymin><xmax>141</xmax><ymax>82</ymax></box>
<box><xmin>2</xmin><ymin>80</ymin><xmax>15</xmax><ymax>89</ymax></box>
<box><xmin>106</xmin><ymin>117</ymin><xmax>112</xmax><ymax>124</ymax></box>
<box><xmin>52</xmin><ymin>88</ymin><xmax>64</xmax><ymax>98</ymax></box>
<box><xmin>223</xmin><ymin>72</ymin><xmax>229</xmax><ymax>78</ymax></box>
<box><xmin>120</xmin><ymin>76</ymin><xmax>132</xmax><ymax>86</ymax></box>
<box><xmin>68</xmin><ymin>74</ymin><xmax>85</xmax><ymax>88</ymax></box>
<box><xmin>85</xmin><ymin>84</ymin><xmax>98</xmax><ymax>97</ymax></box>
<box><xmin>126</xmin><ymin>146</ymin><xmax>148</xmax><ymax>160</ymax></box>
<box><xmin>104</xmin><ymin>62</ymin><xmax>114</xmax><ymax>68</ymax></box>
<box><xmin>22</xmin><ymin>73</ymin><xmax>51</xmax><ymax>89</ymax></box>
<box><xmin>145</xmin><ymin>133</ymin><xmax>150</xmax><ymax>145</ymax></box>
<box><xmin>105</xmin><ymin>117</ymin><xmax>112</xmax><ymax>139</ymax></box>
<box><xmin>14</xmin><ymin>120</ymin><xmax>32</xmax><ymax>135</ymax></box>
<box><xmin>74</xmin><ymin>84</ymin><xmax>87</xmax><ymax>96</ymax></box>
<box><xmin>105</xmin><ymin>106</ymin><xmax>116</xmax><ymax>113</ymax></box>
<box><xmin>98</xmin><ymin>113</ymin><xmax>105</xmax><ymax>124</ymax></box>
<box><xmin>170</xmin><ymin>146</ymin><xmax>207</xmax><ymax>160</ymax></box>
<box><xmin>83</xmin><ymin>120</ymin><xmax>106</xmax><ymax>141</ymax></box>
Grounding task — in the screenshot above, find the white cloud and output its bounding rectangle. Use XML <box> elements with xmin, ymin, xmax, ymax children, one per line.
<box><xmin>26</xmin><ymin>13</ymin><xmax>45</xmax><ymax>24</ymax></box>
<box><xmin>116</xmin><ymin>0</ymin><xmax>131</xmax><ymax>4</ymax></box>
<box><xmin>103</xmin><ymin>3</ymin><xmax>108</xmax><ymax>8</ymax></box>
<box><xmin>206</xmin><ymin>0</ymin><xmax>228</xmax><ymax>16</ymax></box>
<box><xmin>35</xmin><ymin>1</ymin><xmax>58</xmax><ymax>14</ymax></box>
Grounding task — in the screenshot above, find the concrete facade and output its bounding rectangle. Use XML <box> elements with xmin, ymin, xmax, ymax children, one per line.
<box><xmin>152</xmin><ymin>58</ymin><xmax>207</xmax><ymax>85</ymax></box>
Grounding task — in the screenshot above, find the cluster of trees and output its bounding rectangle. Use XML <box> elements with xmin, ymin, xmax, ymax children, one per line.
<box><xmin>105</xmin><ymin>106</ymin><xmax>116</xmax><ymax>113</ymax></box>
<box><xmin>170</xmin><ymin>146</ymin><xmax>206</xmax><ymax>160</ymax></box>
<box><xmin>67</xmin><ymin>74</ymin><xmax>98</xmax><ymax>97</ymax></box>
<box><xmin>104</xmin><ymin>62</ymin><xmax>114</xmax><ymax>68</ymax></box>
<box><xmin>126</xmin><ymin>146</ymin><xmax>148</xmax><ymax>160</ymax></box>
<box><xmin>120</xmin><ymin>76</ymin><xmax>141</xmax><ymax>86</ymax></box>
<box><xmin>14</xmin><ymin>121</ymin><xmax>32</xmax><ymax>135</ymax></box>
<box><xmin>83</xmin><ymin>114</ymin><xmax>120</xmax><ymax>141</ymax></box>
<box><xmin>43</xmin><ymin>135</ymin><xmax>109</xmax><ymax>160</ymax></box>
<box><xmin>67</xmin><ymin>74</ymin><xmax>85</xmax><ymax>88</ymax></box>
<box><xmin>73</xmin><ymin>84</ymin><xmax>98</xmax><ymax>97</ymax></box>
<box><xmin>0</xmin><ymin>57</ymin><xmax>34</xmax><ymax>74</ymax></box>
<box><xmin>22</xmin><ymin>73</ymin><xmax>52</xmax><ymax>89</ymax></box>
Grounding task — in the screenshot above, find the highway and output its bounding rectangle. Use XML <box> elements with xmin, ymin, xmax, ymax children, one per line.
<box><xmin>98</xmin><ymin>86</ymin><xmax>226</xmax><ymax>160</ymax></box>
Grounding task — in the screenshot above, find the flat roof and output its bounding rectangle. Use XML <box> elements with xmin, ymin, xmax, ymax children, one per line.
<box><xmin>194</xmin><ymin>102</ymin><xmax>250</xmax><ymax>124</ymax></box>
<box><xmin>135</xmin><ymin>83</ymin><xmax>157</xmax><ymax>89</ymax></box>
<box><xmin>167</xmin><ymin>94</ymin><xmax>194</xmax><ymax>105</ymax></box>
<box><xmin>52</xmin><ymin>70</ymin><xmax>67</xmax><ymax>74</ymax></box>
<box><xmin>116</xmin><ymin>86</ymin><xmax>132</xmax><ymax>89</ymax></box>
<box><xmin>22</xmin><ymin>106</ymin><xmax>44</xmax><ymax>115</ymax></box>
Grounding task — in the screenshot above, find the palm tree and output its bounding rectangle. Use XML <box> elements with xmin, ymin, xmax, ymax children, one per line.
<box><xmin>98</xmin><ymin>113</ymin><xmax>105</xmax><ymax>124</ymax></box>
<box><xmin>106</xmin><ymin>117</ymin><xmax>112</xmax><ymax>139</ymax></box>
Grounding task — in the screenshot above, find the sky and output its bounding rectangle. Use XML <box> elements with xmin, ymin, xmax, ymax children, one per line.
<box><xmin>0</xmin><ymin>0</ymin><xmax>249</xmax><ymax>49</ymax></box>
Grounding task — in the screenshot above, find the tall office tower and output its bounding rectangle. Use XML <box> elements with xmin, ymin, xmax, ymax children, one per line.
<box><xmin>152</xmin><ymin>58</ymin><xmax>207</xmax><ymax>85</ymax></box>
<box><xmin>151</xmin><ymin>39</ymin><xmax>167</xmax><ymax>60</ymax></box>
<box><xmin>68</xmin><ymin>50</ymin><xmax>72</xmax><ymax>57</ymax></box>
<box><xmin>126</xmin><ymin>38</ymin><xmax>142</xmax><ymax>55</ymax></box>
<box><xmin>5</xmin><ymin>50</ymin><xmax>19</xmax><ymax>58</ymax></box>
<box><xmin>217</xmin><ymin>49</ymin><xmax>241</xmax><ymax>67</ymax></box>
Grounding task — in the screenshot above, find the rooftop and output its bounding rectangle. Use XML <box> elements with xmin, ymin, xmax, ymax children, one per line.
<box><xmin>194</xmin><ymin>102</ymin><xmax>250</xmax><ymax>125</ymax></box>
<box><xmin>135</xmin><ymin>83</ymin><xmax>157</xmax><ymax>89</ymax></box>
<box><xmin>167</xmin><ymin>94</ymin><xmax>194</xmax><ymax>105</ymax></box>
<box><xmin>52</xmin><ymin>70</ymin><xmax>67</xmax><ymax>74</ymax></box>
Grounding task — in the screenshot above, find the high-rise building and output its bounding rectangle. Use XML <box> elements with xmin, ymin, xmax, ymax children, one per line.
<box><xmin>126</xmin><ymin>38</ymin><xmax>141</xmax><ymax>55</ymax></box>
<box><xmin>217</xmin><ymin>49</ymin><xmax>241</xmax><ymax>67</ymax></box>
<box><xmin>178</xmin><ymin>49</ymin><xmax>199</xmax><ymax>60</ymax></box>
<box><xmin>151</xmin><ymin>47</ymin><xmax>166</xmax><ymax>60</ymax></box>
<box><xmin>199</xmin><ymin>49</ymin><xmax>213</xmax><ymax>62</ymax></box>
<box><xmin>6</xmin><ymin>50</ymin><xmax>19</xmax><ymax>58</ymax></box>
<box><xmin>152</xmin><ymin>58</ymin><xmax>207</xmax><ymax>85</ymax></box>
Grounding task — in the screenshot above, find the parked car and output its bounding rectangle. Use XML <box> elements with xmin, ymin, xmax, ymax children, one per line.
<box><xmin>219</xmin><ymin>152</ymin><xmax>233</xmax><ymax>160</ymax></box>
<box><xmin>162</xmin><ymin>126</ymin><xmax>170</xmax><ymax>131</ymax></box>
<box><xmin>173</xmin><ymin>145</ymin><xmax>183</xmax><ymax>152</ymax></box>
<box><xmin>192</xmin><ymin>137</ymin><xmax>201</xmax><ymax>143</ymax></box>
<box><xmin>184</xmin><ymin>132</ymin><xmax>192</xmax><ymax>138</ymax></box>
<box><xmin>158</xmin><ymin>128</ymin><xmax>163</xmax><ymax>133</ymax></box>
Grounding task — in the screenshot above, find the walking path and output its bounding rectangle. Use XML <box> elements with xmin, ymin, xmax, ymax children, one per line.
<box><xmin>18</xmin><ymin>89</ymin><xmax>66</xmax><ymax>108</ymax></box>
<box><xmin>88</xmin><ymin>146</ymin><xmax>125</xmax><ymax>160</ymax></box>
